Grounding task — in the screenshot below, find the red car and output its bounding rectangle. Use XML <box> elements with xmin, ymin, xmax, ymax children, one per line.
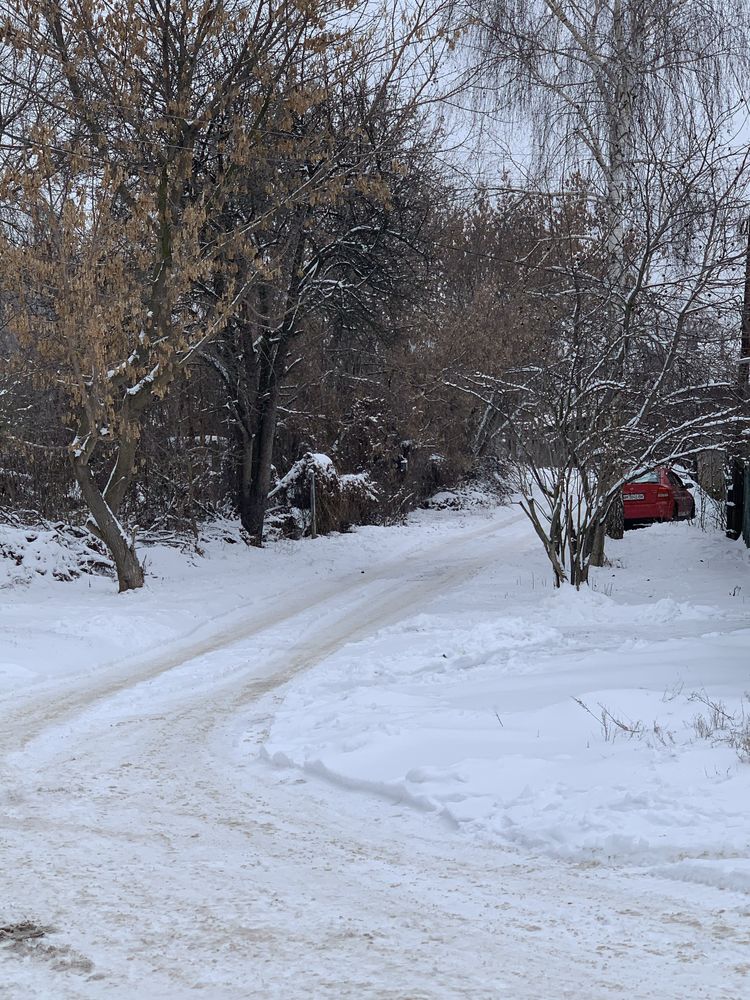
<box><xmin>623</xmin><ymin>467</ymin><xmax>696</xmax><ymax>525</ymax></box>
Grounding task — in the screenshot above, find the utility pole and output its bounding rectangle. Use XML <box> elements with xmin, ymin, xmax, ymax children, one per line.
<box><xmin>741</xmin><ymin>222</ymin><xmax>750</xmax><ymax>397</ymax></box>
<box><xmin>726</xmin><ymin>220</ymin><xmax>750</xmax><ymax>540</ymax></box>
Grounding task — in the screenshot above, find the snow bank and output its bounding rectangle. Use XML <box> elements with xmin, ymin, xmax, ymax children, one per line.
<box><xmin>262</xmin><ymin>518</ymin><xmax>750</xmax><ymax>873</ymax></box>
<box><xmin>0</xmin><ymin>521</ymin><xmax>112</xmax><ymax>587</ymax></box>
<box><xmin>422</xmin><ymin>480</ymin><xmax>506</xmax><ymax>511</ymax></box>
<box><xmin>3</xmin><ymin>494</ymin><xmax>748</xmax><ymax>882</ymax></box>
<box><xmin>0</xmin><ymin>500</ymin><xmax>501</xmax><ymax>695</ymax></box>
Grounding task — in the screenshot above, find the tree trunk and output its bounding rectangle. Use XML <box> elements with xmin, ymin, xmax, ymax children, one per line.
<box><xmin>235</xmin><ymin>423</ymin><xmax>254</xmax><ymax>532</ymax></box>
<box><xmin>727</xmin><ymin>457</ymin><xmax>745</xmax><ymax>541</ymax></box>
<box><xmin>73</xmin><ymin>459</ymin><xmax>144</xmax><ymax>592</ymax></box>
<box><xmin>241</xmin><ymin>371</ymin><xmax>280</xmax><ymax>545</ymax></box>
<box><xmin>81</xmin><ymin>407</ymin><xmax>144</xmax><ymax>548</ymax></box>
<box><xmin>568</xmin><ymin>512</ymin><xmax>595</xmax><ymax>585</ymax></box>
<box><xmin>606</xmin><ymin>493</ymin><xmax>624</xmax><ymax>539</ymax></box>
<box><xmin>101</xmin><ymin>430</ymin><xmax>139</xmax><ymax>514</ymax></box>
<box><xmin>589</xmin><ymin>521</ymin><xmax>606</xmax><ymax>568</ymax></box>
<box><xmin>570</xmin><ymin>557</ymin><xmax>590</xmax><ymax>589</ymax></box>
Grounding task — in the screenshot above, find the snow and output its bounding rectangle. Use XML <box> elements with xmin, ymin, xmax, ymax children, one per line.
<box><xmin>263</xmin><ymin>520</ymin><xmax>750</xmax><ymax>875</ymax></box>
<box><xmin>339</xmin><ymin>471</ymin><xmax>379</xmax><ymax>499</ymax></box>
<box><xmin>423</xmin><ymin>481</ymin><xmax>504</xmax><ymax>509</ymax></box>
<box><xmin>0</xmin><ymin>521</ymin><xmax>113</xmax><ymax>587</ymax></box>
<box><xmin>271</xmin><ymin>451</ymin><xmax>335</xmax><ymax>494</ymax></box>
<box><xmin>1</xmin><ymin>501</ymin><xmax>749</xmax><ymax>997</ymax></box>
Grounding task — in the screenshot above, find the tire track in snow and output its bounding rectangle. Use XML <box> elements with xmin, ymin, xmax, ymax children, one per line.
<box><xmin>0</xmin><ymin>511</ymin><xmax>527</xmax><ymax>759</ymax></box>
<box><xmin>2</xmin><ymin>508</ymin><xmax>749</xmax><ymax>999</ymax></box>
<box><xmin>0</xmin><ymin>514</ymin><xmax>526</xmax><ymax>754</ymax></box>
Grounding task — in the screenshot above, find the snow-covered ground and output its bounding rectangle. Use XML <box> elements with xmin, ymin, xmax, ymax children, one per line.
<box><xmin>1</xmin><ymin>502</ymin><xmax>749</xmax><ymax>998</ymax></box>
<box><xmin>265</xmin><ymin>514</ymin><xmax>750</xmax><ymax>872</ymax></box>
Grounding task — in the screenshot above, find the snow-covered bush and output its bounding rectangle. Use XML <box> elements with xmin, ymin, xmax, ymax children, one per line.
<box><xmin>0</xmin><ymin>517</ymin><xmax>113</xmax><ymax>586</ymax></box>
<box><xmin>339</xmin><ymin>472</ymin><xmax>381</xmax><ymax>530</ymax></box>
<box><xmin>267</xmin><ymin>453</ymin><xmax>378</xmax><ymax>537</ymax></box>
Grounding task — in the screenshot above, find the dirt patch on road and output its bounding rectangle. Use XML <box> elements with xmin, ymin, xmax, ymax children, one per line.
<box><xmin>2</xmin><ymin>920</ymin><xmax>97</xmax><ymax>977</ymax></box>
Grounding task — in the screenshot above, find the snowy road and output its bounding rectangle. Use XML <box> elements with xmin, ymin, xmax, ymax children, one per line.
<box><xmin>2</xmin><ymin>508</ymin><xmax>749</xmax><ymax>998</ymax></box>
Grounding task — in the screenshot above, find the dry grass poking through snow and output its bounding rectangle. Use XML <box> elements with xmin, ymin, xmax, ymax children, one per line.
<box><xmin>573</xmin><ymin>696</ymin><xmax>677</xmax><ymax>747</ymax></box>
<box><xmin>574</xmin><ymin>691</ymin><xmax>750</xmax><ymax>763</ymax></box>
<box><xmin>689</xmin><ymin>691</ymin><xmax>750</xmax><ymax>762</ymax></box>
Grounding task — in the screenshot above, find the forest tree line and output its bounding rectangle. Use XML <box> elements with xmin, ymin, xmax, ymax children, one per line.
<box><xmin>0</xmin><ymin>1</ymin><xmax>748</xmax><ymax>590</ymax></box>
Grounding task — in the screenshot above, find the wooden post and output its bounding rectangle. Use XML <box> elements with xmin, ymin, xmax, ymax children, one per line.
<box><xmin>310</xmin><ymin>468</ymin><xmax>317</xmax><ymax>539</ymax></box>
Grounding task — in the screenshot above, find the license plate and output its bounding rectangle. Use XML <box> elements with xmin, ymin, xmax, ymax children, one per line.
<box><xmin>624</xmin><ymin>493</ymin><xmax>645</xmax><ymax>501</ymax></box>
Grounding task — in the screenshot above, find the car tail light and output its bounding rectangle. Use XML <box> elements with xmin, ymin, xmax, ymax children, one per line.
<box><xmin>657</xmin><ymin>490</ymin><xmax>670</xmax><ymax>498</ymax></box>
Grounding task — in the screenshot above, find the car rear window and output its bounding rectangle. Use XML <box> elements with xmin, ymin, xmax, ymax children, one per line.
<box><xmin>630</xmin><ymin>472</ymin><xmax>659</xmax><ymax>484</ymax></box>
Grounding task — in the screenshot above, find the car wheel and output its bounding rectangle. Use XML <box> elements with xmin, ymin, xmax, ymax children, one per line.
<box><xmin>672</xmin><ymin>502</ymin><xmax>679</xmax><ymax>522</ymax></box>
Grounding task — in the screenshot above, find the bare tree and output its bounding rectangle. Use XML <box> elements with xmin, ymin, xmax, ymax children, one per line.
<box><xmin>0</xmin><ymin>0</ymin><xmax>358</xmax><ymax>588</ymax></box>
<box><xmin>458</xmin><ymin>135</ymin><xmax>749</xmax><ymax>585</ymax></box>
<box><xmin>456</xmin><ymin>0</ymin><xmax>750</xmax><ymax>581</ymax></box>
<box><xmin>197</xmin><ymin>1</ymin><xmax>458</xmax><ymax>542</ymax></box>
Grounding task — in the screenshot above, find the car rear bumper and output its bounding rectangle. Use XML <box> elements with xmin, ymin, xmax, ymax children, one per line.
<box><xmin>624</xmin><ymin>500</ymin><xmax>673</xmax><ymax>522</ymax></box>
